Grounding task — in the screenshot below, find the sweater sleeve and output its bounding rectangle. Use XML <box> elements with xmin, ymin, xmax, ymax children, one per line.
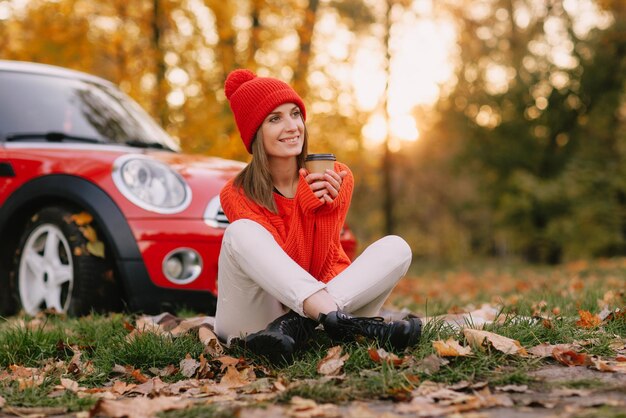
<box><xmin>219</xmin><ymin>180</ymin><xmax>278</xmax><ymax>236</ymax></box>
<box><xmin>316</xmin><ymin>162</ymin><xmax>354</xmax><ymax>216</ymax></box>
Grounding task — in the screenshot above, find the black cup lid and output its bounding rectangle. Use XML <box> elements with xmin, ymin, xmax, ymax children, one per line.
<box><xmin>305</xmin><ymin>153</ymin><xmax>336</xmax><ymax>161</ymax></box>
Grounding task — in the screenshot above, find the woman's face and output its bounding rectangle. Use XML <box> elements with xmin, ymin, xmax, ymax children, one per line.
<box><xmin>260</xmin><ymin>102</ymin><xmax>304</xmax><ymax>160</ymax></box>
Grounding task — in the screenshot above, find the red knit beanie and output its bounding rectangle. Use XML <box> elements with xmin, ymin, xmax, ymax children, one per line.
<box><xmin>224</xmin><ymin>69</ymin><xmax>306</xmax><ymax>153</ymax></box>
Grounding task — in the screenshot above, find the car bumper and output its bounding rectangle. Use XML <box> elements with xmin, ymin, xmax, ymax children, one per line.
<box><xmin>121</xmin><ymin>218</ymin><xmax>223</xmax><ymax>314</ymax></box>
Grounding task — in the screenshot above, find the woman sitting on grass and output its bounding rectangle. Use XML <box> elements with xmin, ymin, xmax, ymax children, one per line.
<box><xmin>214</xmin><ymin>69</ymin><xmax>422</xmax><ymax>363</ymax></box>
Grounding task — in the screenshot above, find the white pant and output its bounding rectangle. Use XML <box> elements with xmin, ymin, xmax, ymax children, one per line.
<box><xmin>214</xmin><ymin>219</ymin><xmax>412</xmax><ymax>344</ymax></box>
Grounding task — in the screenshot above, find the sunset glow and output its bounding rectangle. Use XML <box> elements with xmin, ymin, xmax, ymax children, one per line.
<box><xmin>353</xmin><ymin>11</ymin><xmax>457</xmax><ymax>148</ymax></box>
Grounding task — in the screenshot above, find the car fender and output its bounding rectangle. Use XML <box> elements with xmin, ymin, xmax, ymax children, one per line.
<box><xmin>0</xmin><ymin>174</ymin><xmax>142</xmax><ymax>261</ymax></box>
<box><xmin>0</xmin><ymin>174</ymin><xmax>150</xmax><ymax>311</ymax></box>
<box><xmin>0</xmin><ymin>174</ymin><xmax>216</xmax><ymax>314</ymax></box>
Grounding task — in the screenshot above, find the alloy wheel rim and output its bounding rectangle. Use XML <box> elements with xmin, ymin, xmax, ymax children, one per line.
<box><xmin>18</xmin><ymin>224</ymin><xmax>74</xmax><ymax>315</ymax></box>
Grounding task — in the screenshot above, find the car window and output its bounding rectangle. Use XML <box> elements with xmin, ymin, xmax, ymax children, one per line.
<box><xmin>0</xmin><ymin>71</ymin><xmax>179</xmax><ymax>151</ymax></box>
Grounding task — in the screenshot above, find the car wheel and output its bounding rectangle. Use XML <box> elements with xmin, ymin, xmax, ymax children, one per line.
<box><xmin>13</xmin><ymin>206</ymin><xmax>120</xmax><ymax>316</ymax></box>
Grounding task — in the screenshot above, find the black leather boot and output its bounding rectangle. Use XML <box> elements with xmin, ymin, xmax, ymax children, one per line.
<box><xmin>244</xmin><ymin>310</ymin><xmax>318</xmax><ymax>364</ymax></box>
<box><xmin>319</xmin><ymin>310</ymin><xmax>422</xmax><ymax>351</ymax></box>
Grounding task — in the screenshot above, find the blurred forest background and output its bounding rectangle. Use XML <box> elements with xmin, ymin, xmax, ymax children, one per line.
<box><xmin>1</xmin><ymin>0</ymin><xmax>624</xmax><ymax>265</ymax></box>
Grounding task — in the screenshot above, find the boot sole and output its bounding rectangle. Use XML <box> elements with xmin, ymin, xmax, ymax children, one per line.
<box><xmin>244</xmin><ymin>332</ymin><xmax>295</xmax><ymax>364</ymax></box>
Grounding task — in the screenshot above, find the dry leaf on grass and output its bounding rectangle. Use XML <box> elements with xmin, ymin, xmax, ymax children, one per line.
<box><xmin>367</xmin><ymin>348</ymin><xmax>405</xmax><ymax>365</ymax></box>
<box><xmin>111</xmin><ymin>380</ymin><xmax>135</xmax><ymax>395</ymax></box>
<box><xmin>528</xmin><ymin>343</ymin><xmax>579</xmax><ymax>358</ymax></box>
<box><xmin>199</xmin><ymin>326</ymin><xmax>223</xmax><ymax>356</ymax></box>
<box><xmin>219</xmin><ymin>365</ymin><xmax>256</xmax><ymax>389</ymax></box>
<box><xmin>129</xmin><ymin>377</ymin><xmax>167</xmax><ymax>396</ymax></box>
<box><xmin>576</xmin><ymin>310</ymin><xmax>601</xmax><ymax>329</ymax></box>
<box><xmin>0</xmin><ymin>394</ymin><xmax>5</xmax><ymax>408</ymax></box>
<box><xmin>90</xmin><ymin>396</ymin><xmax>191</xmax><ymax>418</ymax></box>
<box><xmin>317</xmin><ymin>346</ymin><xmax>349</xmax><ymax>376</ymax></box>
<box><xmin>552</xmin><ymin>347</ymin><xmax>591</xmax><ymax>367</ymax></box>
<box><xmin>433</xmin><ymin>339</ymin><xmax>473</xmax><ymax>357</ymax></box>
<box><xmin>216</xmin><ymin>355</ymin><xmax>240</xmax><ymax>371</ymax></box>
<box><xmin>111</xmin><ymin>364</ymin><xmax>150</xmax><ymax>383</ymax></box>
<box><xmin>416</xmin><ymin>354</ymin><xmax>449</xmax><ymax>375</ymax></box>
<box><xmin>289</xmin><ymin>396</ymin><xmax>341</xmax><ymax>418</ymax></box>
<box><xmin>180</xmin><ymin>354</ymin><xmax>200</xmax><ymax>378</ymax></box>
<box><xmin>398</xmin><ymin>385</ymin><xmax>513</xmax><ymax>416</ymax></box>
<box><xmin>8</xmin><ymin>366</ymin><xmax>45</xmax><ymax>390</ymax></box>
<box><xmin>59</xmin><ymin>377</ymin><xmax>80</xmax><ymax>393</ymax></box>
<box><xmin>463</xmin><ymin>328</ymin><xmax>528</xmax><ymax>356</ymax></box>
<box><xmin>591</xmin><ymin>358</ymin><xmax>626</xmax><ymax>373</ymax></box>
<box><xmin>169</xmin><ymin>317</ymin><xmax>214</xmax><ymax>337</ymax></box>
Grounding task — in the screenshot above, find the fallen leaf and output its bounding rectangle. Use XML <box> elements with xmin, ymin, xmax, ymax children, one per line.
<box><xmin>433</xmin><ymin>338</ymin><xmax>473</xmax><ymax>357</ymax></box>
<box><xmin>131</xmin><ymin>368</ymin><xmax>149</xmax><ymax>383</ymax></box>
<box><xmin>0</xmin><ymin>394</ymin><xmax>5</xmax><ymax>408</ymax></box>
<box><xmin>129</xmin><ymin>377</ymin><xmax>167</xmax><ymax>396</ymax></box>
<box><xmin>60</xmin><ymin>378</ymin><xmax>80</xmax><ymax>393</ymax></box>
<box><xmin>216</xmin><ymin>355</ymin><xmax>240</xmax><ymax>371</ymax></box>
<box><xmin>219</xmin><ymin>365</ymin><xmax>255</xmax><ymax>389</ymax></box>
<box><xmin>463</xmin><ymin>328</ymin><xmax>528</xmax><ymax>356</ymax></box>
<box><xmin>179</xmin><ymin>354</ymin><xmax>200</xmax><ymax>378</ymax></box>
<box><xmin>111</xmin><ymin>380</ymin><xmax>135</xmax><ymax>395</ymax></box>
<box><xmin>367</xmin><ymin>347</ymin><xmax>405</xmax><ymax>365</ymax></box>
<box><xmin>80</xmin><ymin>225</ymin><xmax>98</xmax><ymax>243</ymax></box>
<box><xmin>528</xmin><ymin>343</ymin><xmax>578</xmax><ymax>358</ymax></box>
<box><xmin>591</xmin><ymin>357</ymin><xmax>626</xmax><ymax>373</ymax></box>
<box><xmin>169</xmin><ymin>317</ymin><xmax>214</xmax><ymax>336</ymax></box>
<box><xmin>87</xmin><ymin>240</ymin><xmax>105</xmax><ymax>258</ymax></box>
<box><xmin>576</xmin><ymin>310</ymin><xmax>601</xmax><ymax>329</ymax></box>
<box><xmin>317</xmin><ymin>346</ymin><xmax>349</xmax><ymax>376</ymax></box>
<box><xmin>149</xmin><ymin>364</ymin><xmax>177</xmax><ymax>377</ymax></box>
<box><xmin>288</xmin><ymin>396</ymin><xmax>341</xmax><ymax>418</ymax></box>
<box><xmin>199</xmin><ymin>326</ymin><xmax>223</xmax><ymax>356</ymax></box>
<box><xmin>70</xmin><ymin>212</ymin><xmax>93</xmax><ymax>226</ymax></box>
<box><xmin>416</xmin><ymin>354</ymin><xmax>448</xmax><ymax>375</ymax></box>
<box><xmin>552</xmin><ymin>347</ymin><xmax>590</xmax><ymax>367</ymax></box>
<box><xmin>90</xmin><ymin>396</ymin><xmax>191</xmax><ymax>418</ymax></box>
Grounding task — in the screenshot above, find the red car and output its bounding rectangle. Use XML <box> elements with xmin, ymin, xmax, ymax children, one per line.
<box><xmin>0</xmin><ymin>61</ymin><xmax>357</xmax><ymax>316</ymax></box>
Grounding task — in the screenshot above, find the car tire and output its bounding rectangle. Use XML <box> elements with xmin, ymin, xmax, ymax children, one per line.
<box><xmin>12</xmin><ymin>206</ymin><xmax>121</xmax><ymax>316</ymax></box>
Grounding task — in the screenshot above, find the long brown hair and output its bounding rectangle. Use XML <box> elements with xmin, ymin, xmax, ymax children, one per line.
<box><xmin>234</xmin><ymin>124</ymin><xmax>309</xmax><ymax>213</ymax></box>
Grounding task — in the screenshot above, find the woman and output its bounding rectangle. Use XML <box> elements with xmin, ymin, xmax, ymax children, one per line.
<box><xmin>214</xmin><ymin>69</ymin><xmax>421</xmax><ymax>363</ymax></box>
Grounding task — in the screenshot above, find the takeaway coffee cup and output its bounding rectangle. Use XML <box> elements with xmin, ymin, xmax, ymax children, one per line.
<box><xmin>305</xmin><ymin>153</ymin><xmax>336</xmax><ymax>174</ymax></box>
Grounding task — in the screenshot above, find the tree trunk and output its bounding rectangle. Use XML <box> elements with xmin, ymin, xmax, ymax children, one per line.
<box><xmin>207</xmin><ymin>0</ymin><xmax>238</xmax><ymax>79</ymax></box>
<box><xmin>293</xmin><ymin>0</ymin><xmax>320</xmax><ymax>97</ymax></box>
<box><xmin>152</xmin><ymin>0</ymin><xmax>168</xmax><ymax>126</ymax></box>
<box><xmin>246</xmin><ymin>0</ymin><xmax>263</xmax><ymax>70</ymax></box>
<box><xmin>382</xmin><ymin>0</ymin><xmax>394</xmax><ymax>235</ymax></box>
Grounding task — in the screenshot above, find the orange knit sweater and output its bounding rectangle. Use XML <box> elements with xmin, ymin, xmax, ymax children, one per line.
<box><xmin>219</xmin><ymin>162</ymin><xmax>354</xmax><ymax>283</ymax></box>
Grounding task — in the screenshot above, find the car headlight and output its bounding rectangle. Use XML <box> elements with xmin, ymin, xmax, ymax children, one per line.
<box><xmin>112</xmin><ymin>155</ymin><xmax>191</xmax><ymax>214</ymax></box>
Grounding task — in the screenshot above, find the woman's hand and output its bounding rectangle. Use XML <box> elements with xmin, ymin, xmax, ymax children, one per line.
<box><xmin>299</xmin><ymin>168</ymin><xmax>348</xmax><ymax>203</ymax></box>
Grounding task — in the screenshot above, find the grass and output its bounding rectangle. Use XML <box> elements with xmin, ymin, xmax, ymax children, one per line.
<box><xmin>1</xmin><ymin>257</ymin><xmax>625</xmax><ymax>415</ymax></box>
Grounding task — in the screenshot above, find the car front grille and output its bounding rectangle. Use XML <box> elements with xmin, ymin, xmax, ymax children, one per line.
<box><xmin>204</xmin><ymin>195</ymin><xmax>230</xmax><ymax>229</ymax></box>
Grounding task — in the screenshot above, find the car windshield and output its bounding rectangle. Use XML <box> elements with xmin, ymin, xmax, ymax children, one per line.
<box><xmin>0</xmin><ymin>70</ymin><xmax>179</xmax><ymax>151</ymax></box>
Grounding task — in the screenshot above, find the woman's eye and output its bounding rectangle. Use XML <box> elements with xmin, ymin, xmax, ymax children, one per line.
<box><xmin>270</xmin><ymin>116</ymin><xmax>280</xmax><ymax>122</ymax></box>
<box><xmin>292</xmin><ymin>110</ymin><xmax>301</xmax><ymax>117</ymax></box>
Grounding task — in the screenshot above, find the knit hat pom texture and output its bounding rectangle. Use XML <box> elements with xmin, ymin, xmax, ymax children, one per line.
<box><xmin>224</xmin><ymin>69</ymin><xmax>256</xmax><ymax>100</ymax></box>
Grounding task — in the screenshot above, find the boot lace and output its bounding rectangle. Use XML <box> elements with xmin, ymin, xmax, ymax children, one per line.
<box><xmin>335</xmin><ymin>312</ymin><xmax>393</xmax><ymax>341</ymax></box>
<box><xmin>277</xmin><ymin>315</ymin><xmax>316</xmax><ymax>343</ymax></box>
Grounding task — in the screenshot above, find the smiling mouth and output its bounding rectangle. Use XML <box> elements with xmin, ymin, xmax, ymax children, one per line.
<box><xmin>279</xmin><ymin>137</ymin><xmax>299</xmax><ymax>144</ymax></box>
